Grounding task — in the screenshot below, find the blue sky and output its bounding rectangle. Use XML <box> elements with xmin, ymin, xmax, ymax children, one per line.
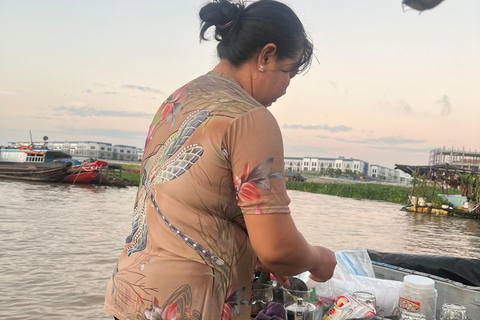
<box><xmin>1</xmin><ymin>0</ymin><xmax>479</xmax><ymax>167</ymax></box>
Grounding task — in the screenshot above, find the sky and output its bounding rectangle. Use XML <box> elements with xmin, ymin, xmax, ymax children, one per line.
<box><xmin>0</xmin><ymin>0</ymin><xmax>479</xmax><ymax>168</ymax></box>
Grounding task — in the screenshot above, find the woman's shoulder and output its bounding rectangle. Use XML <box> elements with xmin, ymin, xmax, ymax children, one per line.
<box><xmin>183</xmin><ymin>73</ymin><xmax>262</xmax><ymax>115</ymax></box>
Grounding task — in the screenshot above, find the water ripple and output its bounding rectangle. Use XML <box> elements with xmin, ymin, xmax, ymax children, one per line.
<box><xmin>0</xmin><ymin>181</ymin><xmax>478</xmax><ymax>319</ymax></box>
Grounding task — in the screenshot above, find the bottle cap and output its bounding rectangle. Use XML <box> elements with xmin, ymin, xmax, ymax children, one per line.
<box><xmin>403</xmin><ymin>275</ymin><xmax>435</xmax><ymax>290</ymax></box>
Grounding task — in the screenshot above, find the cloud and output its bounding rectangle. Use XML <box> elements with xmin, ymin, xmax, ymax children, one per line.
<box><xmin>53</xmin><ymin>106</ymin><xmax>153</xmax><ymax>119</ymax></box>
<box><xmin>401</xmin><ymin>100</ymin><xmax>413</xmax><ymax>114</ymax></box>
<box><xmin>82</xmin><ymin>89</ymin><xmax>92</xmax><ymax>94</ymax></box>
<box><xmin>60</xmin><ymin>128</ymin><xmax>146</xmax><ymax>140</ymax></box>
<box><xmin>122</xmin><ymin>85</ymin><xmax>163</xmax><ymax>94</ymax></box>
<box><xmin>282</xmin><ymin>124</ymin><xmax>352</xmax><ymax>132</ymax></box>
<box><xmin>32</xmin><ymin>116</ymin><xmax>52</xmax><ymax>120</ymax></box>
<box><xmin>101</xmin><ymin>91</ymin><xmax>117</xmax><ymax>95</ymax></box>
<box><xmin>316</xmin><ymin>136</ymin><xmax>426</xmax><ymax>145</ymax></box>
<box><xmin>438</xmin><ymin>95</ymin><xmax>452</xmax><ymax>116</ymax></box>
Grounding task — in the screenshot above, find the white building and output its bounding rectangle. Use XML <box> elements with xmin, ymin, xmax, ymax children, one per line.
<box><xmin>136</xmin><ymin>148</ymin><xmax>145</xmax><ymax>162</ymax></box>
<box><xmin>113</xmin><ymin>145</ymin><xmax>137</xmax><ymax>161</ymax></box>
<box><xmin>369</xmin><ymin>164</ymin><xmax>412</xmax><ymax>183</ymax></box>
<box><xmin>7</xmin><ymin>140</ymin><xmax>144</xmax><ymax>162</ymax></box>
<box><xmin>284</xmin><ymin>156</ymin><xmax>369</xmax><ymax>175</ymax></box>
<box><xmin>48</xmin><ymin>141</ymin><xmax>115</xmax><ymax>160</ymax></box>
<box><xmin>283</xmin><ymin>157</ymin><xmax>303</xmax><ymax>172</ymax></box>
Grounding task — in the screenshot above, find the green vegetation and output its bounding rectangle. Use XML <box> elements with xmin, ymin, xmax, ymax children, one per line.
<box><xmin>117</xmin><ymin>164</ymin><xmax>412</xmax><ymax>205</ymax></box>
<box><xmin>286</xmin><ymin>181</ymin><xmax>411</xmax><ymax>204</ymax></box>
<box><xmin>122</xmin><ymin>171</ymin><xmax>141</xmax><ymax>186</ymax></box>
<box><xmin>110</xmin><ymin>163</ymin><xmax>141</xmax><ymax>171</ymax></box>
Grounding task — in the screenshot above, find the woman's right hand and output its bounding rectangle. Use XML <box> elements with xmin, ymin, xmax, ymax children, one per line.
<box><xmin>308</xmin><ymin>246</ymin><xmax>337</xmax><ymax>282</ymax></box>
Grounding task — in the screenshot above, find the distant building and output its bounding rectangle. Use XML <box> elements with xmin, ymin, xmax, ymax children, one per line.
<box><xmin>429</xmin><ymin>146</ymin><xmax>480</xmax><ymax>171</ymax></box>
<box><xmin>113</xmin><ymin>145</ymin><xmax>137</xmax><ymax>161</ymax></box>
<box><xmin>7</xmin><ymin>140</ymin><xmax>142</xmax><ymax>162</ymax></box>
<box><xmin>284</xmin><ymin>156</ymin><xmax>411</xmax><ymax>183</ymax></box>
<box><xmin>136</xmin><ymin>148</ymin><xmax>145</xmax><ymax>162</ymax></box>
<box><xmin>284</xmin><ymin>156</ymin><xmax>369</xmax><ymax>175</ymax></box>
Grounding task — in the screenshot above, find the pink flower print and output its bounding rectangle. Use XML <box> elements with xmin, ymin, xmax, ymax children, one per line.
<box><xmin>233</xmin><ymin>163</ymin><xmax>260</xmax><ymax>206</ymax></box>
<box><xmin>255</xmin><ymin>202</ymin><xmax>265</xmax><ymax>215</ymax></box>
<box><xmin>162</xmin><ymin>302</ymin><xmax>179</xmax><ymax>320</ymax></box>
<box><xmin>233</xmin><ymin>158</ymin><xmax>283</xmax><ymax>207</ymax></box>
<box><xmin>221</xmin><ymin>303</ymin><xmax>232</xmax><ymax>320</ymax></box>
<box><xmin>145</xmin><ymin>85</ymin><xmax>187</xmax><ymax>147</ymax></box>
<box><xmin>161</xmin><ymin>85</ymin><xmax>187</xmax><ymax>131</ymax></box>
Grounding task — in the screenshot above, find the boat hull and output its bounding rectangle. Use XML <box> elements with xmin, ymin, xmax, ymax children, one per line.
<box><xmin>61</xmin><ymin>169</ymin><xmax>99</xmax><ymax>184</ymax></box>
<box><xmin>0</xmin><ymin>162</ymin><xmax>71</xmax><ymax>182</ymax></box>
<box><xmin>369</xmin><ymin>251</ymin><xmax>480</xmax><ymax>319</ymax></box>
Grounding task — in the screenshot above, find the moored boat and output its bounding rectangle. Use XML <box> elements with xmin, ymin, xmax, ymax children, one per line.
<box><xmin>369</xmin><ymin>251</ymin><xmax>480</xmax><ymax>319</ymax></box>
<box><xmin>60</xmin><ymin>160</ymin><xmax>108</xmax><ymax>184</ymax></box>
<box><xmin>0</xmin><ymin>146</ymin><xmax>72</xmax><ymax>182</ymax></box>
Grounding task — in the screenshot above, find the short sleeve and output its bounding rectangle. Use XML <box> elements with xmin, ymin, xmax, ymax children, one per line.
<box><xmin>222</xmin><ymin>107</ymin><xmax>291</xmax><ymax>215</ymax></box>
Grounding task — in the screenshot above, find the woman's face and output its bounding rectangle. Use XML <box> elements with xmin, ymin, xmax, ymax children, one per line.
<box><xmin>255</xmin><ymin>55</ymin><xmax>299</xmax><ymax>107</ymax></box>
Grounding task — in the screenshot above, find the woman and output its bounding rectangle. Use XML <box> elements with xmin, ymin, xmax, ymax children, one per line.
<box><xmin>104</xmin><ymin>1</ymin><xmax>336</xmax><ymax>319</ymax></box>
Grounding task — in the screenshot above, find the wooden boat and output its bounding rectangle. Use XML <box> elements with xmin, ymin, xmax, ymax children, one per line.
<box><xmin>395</xmin><ymin>164</ymin><xmax>480</xmax><ymax>219</ymax></box>
<box><xmin>369</xmin><ymin>251</ymin><xmax>480</xmax><ymax>319</ymax></box>
<box><xmin>0</xmin><ymin>146</ymin><xmax>72</xmax><ymax>182</ymax></box>
<box><xmin>0</xmin><ymin>163</ymin><xmax>71</xmax><ymax>182</ymax></box>
<box><xmin>60</xmin><ymin>160</ymin><xmax>107</xmax><ymax>184</ymax></box>
<box><xmin>61</xmin><ymin>167</ymin><xmax>100</xmax><ymax>183</ymax></box>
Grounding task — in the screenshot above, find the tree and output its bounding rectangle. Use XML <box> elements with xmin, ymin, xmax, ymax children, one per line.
<box><xmin>334</xmin><ymin>168</ymin><xmax>342</xmax><ymax>177</ymax></box>
<box><xmin>326</xmin><ymin>168</ymin><xmax>335</xmax><ymax>177</ymax></box>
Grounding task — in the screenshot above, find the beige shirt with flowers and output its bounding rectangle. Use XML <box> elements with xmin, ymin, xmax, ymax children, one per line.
<box><xmin>104</xmin><ymin>73</ymin><xmax>290</xmax><ymax>320</ymax></box>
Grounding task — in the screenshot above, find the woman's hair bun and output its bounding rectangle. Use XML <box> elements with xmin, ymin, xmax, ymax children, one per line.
<box><xmin>199</xmin><ymin>0</ymin><xmax>245</xmax><ymax>41</ymax></box>
<box><xmin>199</xmin><ymin>0</ymin><xmax>313</xmax><ymax>73</ymax></box>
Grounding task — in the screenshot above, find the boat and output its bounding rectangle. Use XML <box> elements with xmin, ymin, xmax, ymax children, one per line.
<box><xmin>369</xmin><ymin>251</ymin><xmax>480</xmax><ymax>319</ymax></box>
<box><xmin>395</xmin><ymin>164</ymin><xmax>480</xmax><ymax>219</ymax></box>
<box><xmin>0</xmin><ymin>145</ymin><xmax>72</xmax><ymax>182</ymax></box>
<box><xmin>60</xmin><ymin>160</ymin><xmax>108</xmax><ymax>184</ymax></box>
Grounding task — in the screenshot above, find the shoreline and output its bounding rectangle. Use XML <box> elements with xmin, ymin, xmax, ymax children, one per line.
<box><xmin>116</xmin><ymin>167</ymin><xmax>412</xmax><ymax>204</ymax></box>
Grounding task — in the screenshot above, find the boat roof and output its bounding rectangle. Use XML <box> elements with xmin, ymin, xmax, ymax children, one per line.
<box><xmin>1</xmin><ymin>148</ymin><xmax>72</xmax><ymax>158</ymax></box>
<box><xmin>395</xmin><ymin>163</ymin><xmax>479</xmax><ymax>175</ymax></box>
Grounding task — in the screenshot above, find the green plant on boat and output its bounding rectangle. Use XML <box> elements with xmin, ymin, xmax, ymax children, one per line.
<box><xmin>428</xmin><ymin>194</ymin><xmax>448</xmax><ymax>208</ymax></box>
<box><xmin>411</xmin><ymin>170</ymin><xmax>432</xmax><ymax>198</ymax></box>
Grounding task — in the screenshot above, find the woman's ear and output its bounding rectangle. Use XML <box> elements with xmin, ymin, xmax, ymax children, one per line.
<box><xmin>257</xmin><ymin>43</ymin><xmax>277</xmax><ymax>68</ymax></box>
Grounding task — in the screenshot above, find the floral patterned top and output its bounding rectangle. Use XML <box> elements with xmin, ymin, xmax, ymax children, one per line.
<box><xmin>104</xmin><ymin>73</ymin><xmax>291</xmax><ymax>320</ymax></box>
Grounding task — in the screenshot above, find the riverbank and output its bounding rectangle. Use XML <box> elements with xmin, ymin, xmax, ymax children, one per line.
<box><xmin>114</xmin><ymin>165</ymin><xmax>412</xmax><ymax>204</ymax></box>
<box><xmin>286</xmin><ymin>181</ymin><xmax>410</xmax><ymax>204</ymax></box>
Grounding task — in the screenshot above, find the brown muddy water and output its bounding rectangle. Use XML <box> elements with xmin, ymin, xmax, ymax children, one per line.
<box><xmin>0</xmin><ymin>180</ymin><xmax>478</xmax><ymax>319</ymax></box>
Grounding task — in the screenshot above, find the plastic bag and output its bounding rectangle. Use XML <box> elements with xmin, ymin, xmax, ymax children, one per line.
<box><xmin>314</xmin><ymin>248</ymin><xmax>401</xmax><ymax>316</ymax></box>
<box><xmin>335</xmin><ymin>248</ymin><xmax>375</xmax><ymax>278</ymax></box>
<box><xmin>330</xmin><ymin>274</ymin><xmax>401</xmax><ymax>316</ymax></box>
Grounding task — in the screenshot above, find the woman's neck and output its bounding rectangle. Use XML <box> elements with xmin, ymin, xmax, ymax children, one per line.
<box><xmin>211</xmin><ymin>59</ymin><xmax>256</xmax><ymax>96</ymax></box>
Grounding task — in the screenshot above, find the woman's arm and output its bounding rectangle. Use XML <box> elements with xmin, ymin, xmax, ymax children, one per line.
<box><xmin>244</xmin><ymin>213</ymin><xmax>336</xmax><ymax>282</ymax></box>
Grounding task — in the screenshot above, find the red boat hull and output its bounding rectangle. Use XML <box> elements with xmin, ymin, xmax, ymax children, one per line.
<box><xmin>62</xmin><ymin>170</ymin><xmax>99</xmax><ymax>183</ymax></box>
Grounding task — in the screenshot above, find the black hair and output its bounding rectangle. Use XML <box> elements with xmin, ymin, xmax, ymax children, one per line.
<box><xmin>199</xmin><ymin>0</ymin><xmax>313</xmax><ymax>73</ymax></box>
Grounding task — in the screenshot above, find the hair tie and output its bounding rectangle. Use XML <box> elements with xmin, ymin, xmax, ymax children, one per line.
<box><xmin>218</xmin><ymin>20</ymin><xmax>234</xmax><ymax>29</ymax></box>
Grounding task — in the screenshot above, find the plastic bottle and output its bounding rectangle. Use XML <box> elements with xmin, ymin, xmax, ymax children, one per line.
<box><xmin>398</xmin><ymin>275</ymin><xmax>437</xmax><ymax>320</ymax></box>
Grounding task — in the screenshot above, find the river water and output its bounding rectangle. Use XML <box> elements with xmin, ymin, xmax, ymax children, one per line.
<box><xmin>0</xmin><ymin>180</ymin><xmax>479</xmax><ymax>319</ymax></box>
